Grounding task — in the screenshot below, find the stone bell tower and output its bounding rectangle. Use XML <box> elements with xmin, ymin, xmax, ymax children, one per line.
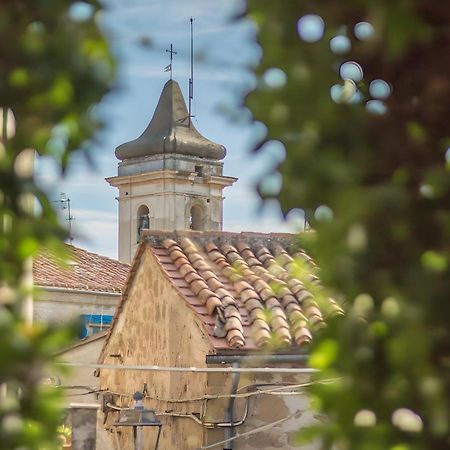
<box><xmin>107</xmin><ymin>79</ymin><xmax>237</xmax><ymax>263</ymax></box>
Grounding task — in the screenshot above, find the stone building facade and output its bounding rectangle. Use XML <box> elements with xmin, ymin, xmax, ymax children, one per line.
<box><xmin>96</xmin><ymin>231</ymin><xmax>342</xmax><ymax>449</ymax></box>
<box><xmin>94</xmin><ymin>78</ymin><xmax>343</xmax><ymax>449</ymax></box>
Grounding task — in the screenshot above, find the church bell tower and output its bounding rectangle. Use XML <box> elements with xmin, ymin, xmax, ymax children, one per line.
<box><xmin>107</xmin><ymin>79</ymin><xmax>237</xmax><ymax>263</ymax></box>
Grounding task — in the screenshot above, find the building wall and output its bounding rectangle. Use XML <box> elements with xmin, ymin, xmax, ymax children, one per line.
<box><xmin>117</xmin><ymin>153</ymin><xmax>224</xmax><ymax>178</ymax></box>
<box><xmin>108</xmin><ymin>153</ymin><xmax>236</xmax><ymax>263</ymax></box>
<box><xmin>57</xmin><ymin>334</ymin><xmax>106</xmax><ymax>405</ymax></box>
<box><xmin>113</xmin><ymin>171</ymin><xmax>227</xmax><ymax>263</ymax></box>
<box><xmin>34</xmin><ymin>288</ymin><xmax>119</xmax><ymax>325</ymax></box>
<box><xmin>69</xmin><ymin>404</ymin><xmax>99</xmax><ymax>450</ymax></box>
<box><xmin>205</xmin><ymin>371</ymin><xmax>319</xmax><ymax>450</ymax></box>
<box><xmin>98</xmin><ymin>247</ymin><xmax>318</xmax><ymax>450</ymax></box>
<box><xmin>98</xmin><ymin>247</ymin><xmax>213</xmax><ymax>450</ymax></box>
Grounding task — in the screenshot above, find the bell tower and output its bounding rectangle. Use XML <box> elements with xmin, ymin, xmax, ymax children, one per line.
<box><xmin>107</xmin><ymin>80</ymin><xmax>237</xmax><ymax>263</ymax></box>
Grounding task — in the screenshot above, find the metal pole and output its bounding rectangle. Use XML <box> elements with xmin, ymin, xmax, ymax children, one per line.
<box><xmin>133</xmin><ymin>425</ymin><xmax>138</xmax><ymax>450</ymax></box>
<box><xmin>113</xmin><ymin>427</ymin><xmax>122</xmax><ymax>450</ymax></box>
<box><xmin>154</xmin><ymin>426</ymin><xmax>162</xmax><ymax>450</ymax></box>
<box><xmin>188</xmin><ymin>17</ymin><xmax>194</xmax><ymax>126</ymax></box>
<box><xmin>67</xmin><ymin>196</ymin><xmax>73</xmax><ymax>244</ymax></box>
<box><xmin>137</xmin><ymin>426</ymin><xmax>143</xmax><ymax>450</ymax></box>
<box><xmin>224</xmin><ymin>362</ymin><xmax>240</xmax><ymax>449</ymax></box>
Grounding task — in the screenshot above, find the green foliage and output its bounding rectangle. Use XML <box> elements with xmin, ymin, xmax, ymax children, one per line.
<box><xmin>0</xmin><ymin>1</ymin><xmax>114</xmax><ymax>448</ymax></box>
<box><xmin>244</xmin><ymin>1</ymin><xmax>450</xmax><ymax>449</ymax></box>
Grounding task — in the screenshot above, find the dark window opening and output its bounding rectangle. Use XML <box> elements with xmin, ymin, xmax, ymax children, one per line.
<box><xmin>195</xmin><ymin>165</ymin><xmax>203</xmax><ymax>177</ymax></box>
<box><xmin>189</xmin><ymin>205</ymin><xmax>204</xmax><ymax>231</ymax></box>
<box><xmin>137</xmin><ymin>204</ymin><xmax>150</xmax><ymax>241</ymax></box>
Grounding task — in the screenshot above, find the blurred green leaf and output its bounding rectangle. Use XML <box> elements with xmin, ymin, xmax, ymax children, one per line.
<box><xmin>244</xmin><ymin>0</ymin><xmax>450</xmax><ymax>448</ymax></box>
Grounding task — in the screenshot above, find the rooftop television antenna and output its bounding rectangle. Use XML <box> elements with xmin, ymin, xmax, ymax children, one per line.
<box><xmin>59</xmin><ymin>192</ymin><xmax>75</xmax><ymax>244</ymax></box>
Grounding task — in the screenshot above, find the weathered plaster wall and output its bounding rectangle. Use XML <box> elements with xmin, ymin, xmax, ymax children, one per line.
<box><xmin>114</xmin><ymin>171</ymin><xmax>228</xmax><ymax>263</ymax></box>
<box><xmin>98</xmin><ymin>247</ymin><xmax>213</xmax><ymax>450</ymax></box>
<box><xmin>58</xmin><ymin>334</ymin><xmax>106</xmax><ymax>405</ymax></box>
<box><xmin>34</xmin><ymin>289</ymin><xmax>118</xmax><ymax>324</ymax></box>
<box><xmin>205</xmin><ymin>371</ymin><xmax>318</xmax><ymax>450</ymax></box>
<box><xmin>69</xmin><ymin>404</ymin><xmax>99</xmax><ymax>450</ymax></box>
<box><xmin>108</xmin><ymin>153</ymin><xmax>236</xmax><ymax>263</ymax></box>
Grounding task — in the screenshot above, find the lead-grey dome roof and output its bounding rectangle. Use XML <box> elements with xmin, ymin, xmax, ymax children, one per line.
<box><xmin>115</xmin><ymin>80</ymin><xmax>226</xmax><ymax>161</ymax></box>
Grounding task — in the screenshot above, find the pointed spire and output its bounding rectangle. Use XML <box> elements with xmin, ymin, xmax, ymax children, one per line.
<box><xmin>115</xmin><ymin>80</ymin><xmax>226</xmax><ymax>161</ymax></box>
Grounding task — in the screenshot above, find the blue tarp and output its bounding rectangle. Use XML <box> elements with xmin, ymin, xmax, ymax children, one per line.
<box><xmin>79</xmin><ymin>314</ymin><xmax>113</xmax><ymax>339</ymax></box>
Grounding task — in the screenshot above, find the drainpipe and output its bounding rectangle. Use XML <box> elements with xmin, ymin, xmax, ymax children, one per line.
<box><xmin>224</xmin><ymin>362</ymin><xmax>240</xmax><ymax>450</ymax></box>
<box><xmin>206</xmin><ymin>354</ymin><xmax>308</xmax><ymax>366</ymax></box>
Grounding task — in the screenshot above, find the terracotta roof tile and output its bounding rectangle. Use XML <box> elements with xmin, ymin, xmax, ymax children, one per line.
<box><xmin>33</xmin><ymin>245</ymin><xmax>129</xmax><ymax>293</ymax></box>
<box><xmin>205</xmin><ymin>296</ymin><xmax>222</xmax><ymax>315</ymax></box>
<box><xmin>146</xmin><ymin>231</ymin><xmax>343</xmax><ymax>351</ymax></box>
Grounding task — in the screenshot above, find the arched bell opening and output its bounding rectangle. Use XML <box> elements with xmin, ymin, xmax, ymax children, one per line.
<box><xmin>189</xmin><ymin>204</ymin><xmax>204</xmax><ymax>231</ymax></box>
<box><xmin>137</xmin><ymin>204</ymin><xmax>150</xmax><ymax>241</ymax></box>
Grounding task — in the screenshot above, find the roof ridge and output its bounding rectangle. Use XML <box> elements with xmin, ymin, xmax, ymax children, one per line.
<box><xmin>66</xmin><ymin>244</ymin><xmax>130</xmax><ymax>268</ymax></box>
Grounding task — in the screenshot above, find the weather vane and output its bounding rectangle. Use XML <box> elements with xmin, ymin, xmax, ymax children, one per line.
<box><xmin>164</xmin><ymin>43</ymin><xmax>177</xmax><ymax>80</ymax></box>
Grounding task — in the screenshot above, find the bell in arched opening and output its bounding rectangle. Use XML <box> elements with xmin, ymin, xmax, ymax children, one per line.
<box><xmin>137</xmin><ymin>205</ymin><xmax>150</xmax><ymax>241</ymax></box>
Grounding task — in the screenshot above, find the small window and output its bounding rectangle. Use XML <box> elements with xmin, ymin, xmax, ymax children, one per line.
<box><xmin>79</xmin><ymin>314</ymin><xmax>113</xmax><ymax>339</ymax></box>
<box><xmin>137</xmin><ymin>204</ymin><xmax>150</xmax><ymax>241</ymax></box>
<box><xmin>195</xmin><ymin>165</ymin><xmax>203</xmax><ymax>177</ymax></box>
<box><xmin>189</xmin><ymin>205</ymin><xmax>204</xmax><ymax>231</ymax></box>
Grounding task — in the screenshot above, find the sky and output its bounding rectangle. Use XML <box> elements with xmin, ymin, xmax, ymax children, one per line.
<box><xmin>35</xmin><ymin>0</ymin><xmax>301</xmax><ymax>259</ymax></box>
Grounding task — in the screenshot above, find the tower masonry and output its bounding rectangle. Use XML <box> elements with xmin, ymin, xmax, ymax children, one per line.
<box><xmin>107</xmin><ymin>79</ymin><xmax>237</xmax><ymax>263</ymax></box>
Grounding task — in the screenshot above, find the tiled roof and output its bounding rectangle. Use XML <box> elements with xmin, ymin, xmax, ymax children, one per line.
<box><xmin>147</xmin><ymin>231</ymin><xmax>344</xmax><ymax>351</ymax></box>
<box><xmin>33</xmin><ymin>245</ymin><xmax>129</xmax><ymax>293</ymax></box>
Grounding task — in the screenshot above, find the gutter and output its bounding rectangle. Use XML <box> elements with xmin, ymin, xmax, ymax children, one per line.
<box><xmin>206</xmin><ymin>354</ymin><xmax>308</xmax><ymax>365</ymax></box>
<box><xmin>37</xmin><ymin>286</ymin><xmax>121</xmax><ymax>297</ymax></box>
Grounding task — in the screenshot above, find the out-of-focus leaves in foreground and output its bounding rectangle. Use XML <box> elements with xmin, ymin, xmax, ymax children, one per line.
<box><xmin>243</xmin><ymin>1</ymin><xmax>449</xmax><ymax>449</ymax></box>
<box><xmin>0</xmin><ymin>1</ymin><xmax>114</xmax><ymax>448</ymax></box>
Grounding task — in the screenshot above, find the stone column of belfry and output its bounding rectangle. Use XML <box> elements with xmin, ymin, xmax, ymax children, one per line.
<box><xmin>107</xmin><ymin>79</ymin><xmax>237</xmax><ymax>263</ymax></box>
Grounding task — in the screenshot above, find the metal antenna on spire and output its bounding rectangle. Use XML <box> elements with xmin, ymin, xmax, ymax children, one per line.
<box><xmin>165</xmin><ymin>44</ymin><xmax>177</xmax><ymax>80</ymax></box>
<box><xmin>188</xmin><ymin>17</ymin><xmax>195</xmax><ymax>126</ymax></box>
<box><xmin>56</xmin><ymin>193</ymin><xmax>75</xmax><ymax>244</ymax></box>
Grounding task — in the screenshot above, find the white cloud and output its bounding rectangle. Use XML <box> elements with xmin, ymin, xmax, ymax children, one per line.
<box><xmin>69</xmin><ymin>209</ymin><xmax>118</xmax><ymax>258</ymax></box>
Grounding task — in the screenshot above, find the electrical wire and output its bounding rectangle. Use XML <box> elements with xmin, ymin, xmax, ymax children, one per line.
<box><xmin>106</xmin><ymin>399</ymin><xmax>250</xmax><ymax>428</ymax></box>
<box><xmin>57</xmin><ymin>361</ymin><xmax>318</xmax><ymax>374</ymax></box>
<box><xmin>102</xmin><ymin>379</ymin><xmax>338</xmax><ymax>429</ymax></box>
<box><xmin>155</xmin><ymin>400</ymin><xmax>249</xmax><ymax>428</ymax></box>
<box><xmin>104</xmin><ymin>378</ymin><xmax>338</xmax><ymax>403</ymax></box>
<box><xmin>103</xmin><ymin>378</ymin><xmax>337</xmax><ymax>431</ymax></box>
<box><xmin>106</xmin><ymin>402</ymin><xmax>129</xmax><ymax>411</ymax></box>
<box><xmin>101</xmin><ymin>379</ymin><xmax>338</xmax><ymax>433</ymax></box>
<box><xmin>199</xmin><ymin>410</ymin><xmax>303</xmax><ymax>449</ymax></box>
<box><xmin>47</xmin><ymin>385</ymin><xmax>106</xmax><ymax>397</ymax></box>
<box><xmin>63</xmin><ymin>389</ymin><xmax>106</xmax><ymax>397</ymax></box>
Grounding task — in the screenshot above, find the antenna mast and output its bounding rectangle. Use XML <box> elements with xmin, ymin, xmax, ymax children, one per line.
<box><xmin>188</xmin><ymin>17</ymin><xmax>194</xmax><ymax>126</ymax></box>
<box><xmin>59</xmin><ymin>193</ymin><xmax>75</xmax><ymax>245</ymax></box>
